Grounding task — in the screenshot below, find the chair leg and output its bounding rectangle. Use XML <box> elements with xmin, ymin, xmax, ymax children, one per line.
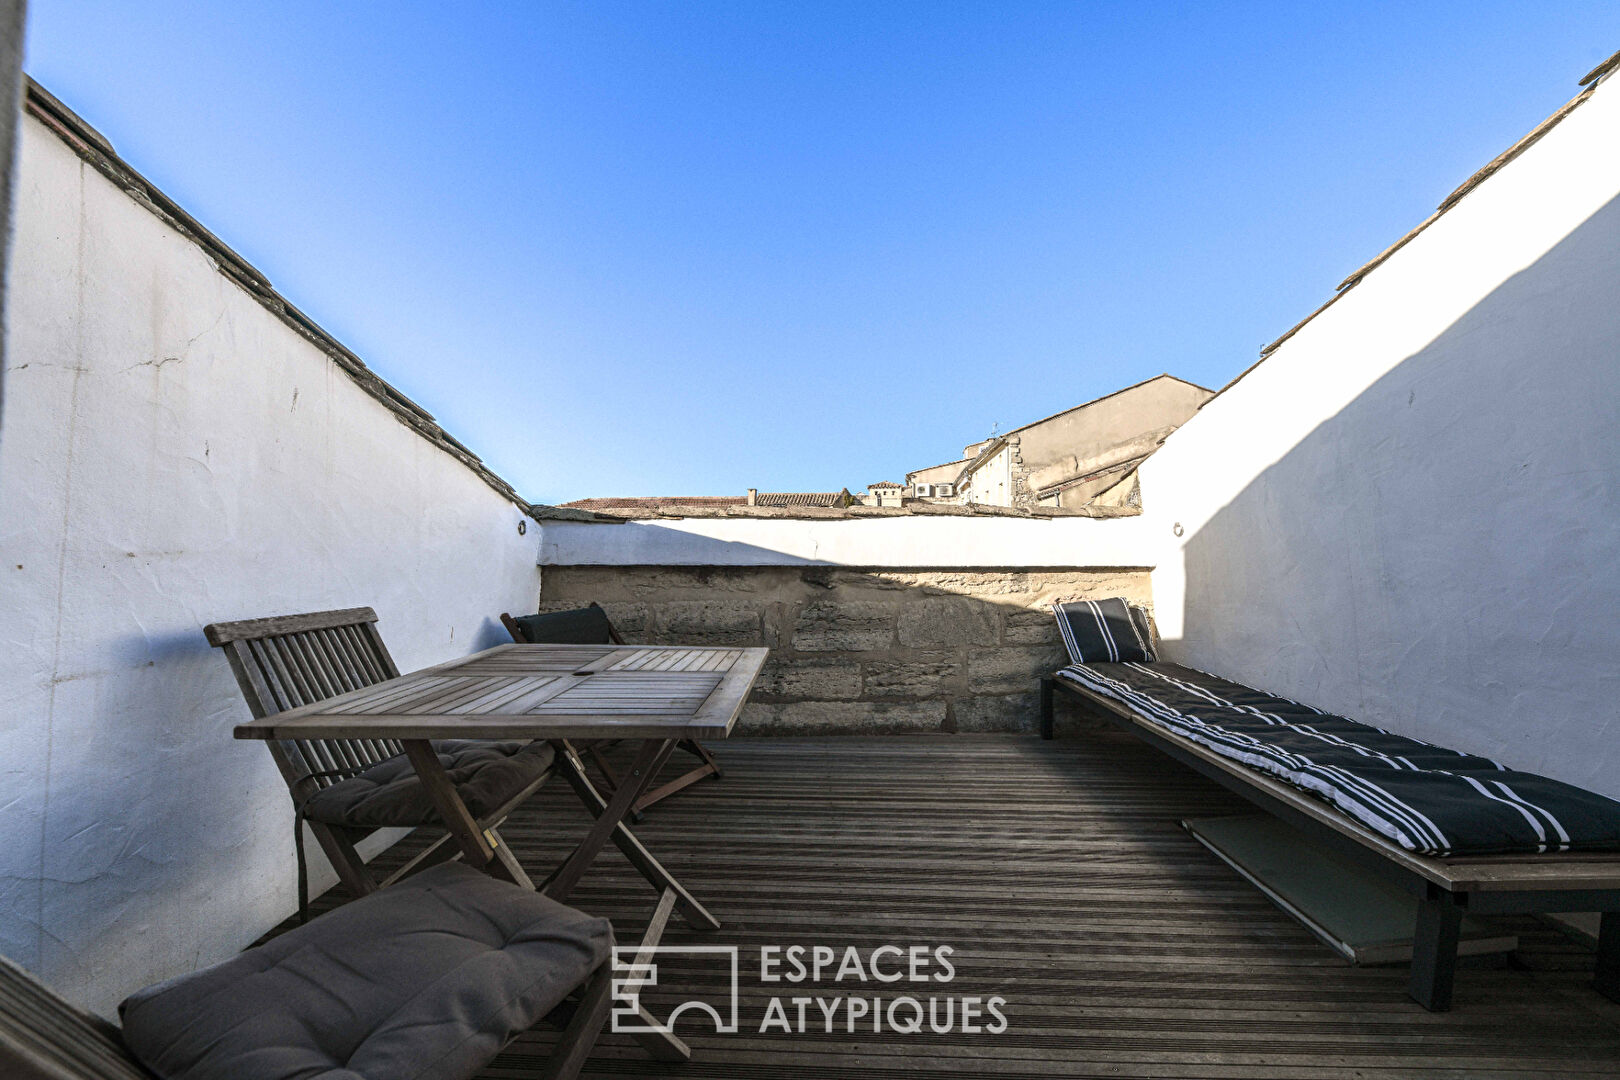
<box><xmin>633</xmin><ymin>761</ymin><xmax>720</xmax><ymax>813</ymax></box>
<box><xmin>537</xmin><ymin>961</ymin><xmax>614</xmax><ymax>1080</ymax></box>
<box><xmin>486</xmin><ymin>825</ymin><xmax>537</xmax><ymax>890</ymax></box>
<box><xmin>682</xmin><ymin>739</ymin><xmax>723</xmax><ymax>778</ymax></box>
<box><xmin>627</xmin><ymin>740</ymin><xmax>722</xmax><ymax>814</ymax></box>
<box><xmin>619</xmin><ymin>887</ymin><xmax>693</xmax><ymax>1063</ymax></box>
<box><xmin>402</xmin><ymin>739</ymin><xmax>532</xmax><ymax>889</ymax></box>
<box><xmin>380</xmin><ymin>828</ymin><xmax>463</xmax><ymax>886</ymax></box>
<box><xmin>1409</xmin><ymin>890</ymin><xmax>1463</xmax><ymax>1011</ymax></box>
<box><xmin>537</xmin><ymin>888</ymin><xmax>690</xmax><ymax>1079</ymax></box>
<box><xmin>1597</xmin><ymin>911</ymin><xmax>1620</xmax><ymax>1004</ymax></box>
<box><xmin>313</xmin><ymin>823</ymin><xmax>379</xmax><ymax>900</ymax></box>
<box><xmin>587</xmin><ymin>743</ymin><xmax>623</xmax><ymax>794</ymax></box>
<box><xmin>1039</xmin><ymin>677</ymin><xmax>1055</xmax><ymax>740</ymax></box>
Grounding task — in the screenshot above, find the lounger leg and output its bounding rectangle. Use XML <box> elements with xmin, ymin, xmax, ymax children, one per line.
<box><xmin>1039</xmin><ymin>677</ymin><xmax>1055</xmax><ymax>740</ymax></box>
<box><xmin>1409</xmin><ymin>890</ymin><xmax>1463</xmax><ymax>1011</ymax></box>
<box><xmin>1597</xmin><ymin>911</ymin><xmax>1620</xmax><ymax>1004</ymax></box>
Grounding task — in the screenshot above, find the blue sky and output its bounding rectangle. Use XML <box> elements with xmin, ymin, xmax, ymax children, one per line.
<box><xmin>22</xmin><ymin>3</ymin><xmax>1620</xmax><ymax>504</ymax></box>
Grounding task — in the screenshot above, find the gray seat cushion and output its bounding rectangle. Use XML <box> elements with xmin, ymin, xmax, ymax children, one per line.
<box><xmin>303</xmin><ymin>740</ymin><xmax>555</xmax><ymax>829</ymax></box>
<box><xmin>119</xmin><ymin>862</ymin><xmax>612</xmax><ymax>1080</ymax></box>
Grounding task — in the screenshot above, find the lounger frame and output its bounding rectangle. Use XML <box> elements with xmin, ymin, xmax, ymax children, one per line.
<box><xmin>1041</xmin><ymin>673</ymin><xmax>1620</xmax><ymax>1011</ymax></box>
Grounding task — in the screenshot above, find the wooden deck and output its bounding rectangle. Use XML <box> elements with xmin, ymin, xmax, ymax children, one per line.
<box><xmin>307</xmin><ymin>734</ymin><xmax>1620</xmax><ymax>1078</ymax></box>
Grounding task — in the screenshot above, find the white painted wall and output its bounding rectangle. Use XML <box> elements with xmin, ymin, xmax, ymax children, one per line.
<box><xmin>0</xmin><ymin>113</ymin><xmax>541</xmax><ymax>1014</ymax></box>
<box><xmin>539</xmin><ymin>513</ymin><xmax>1154</xmax><ymax>569</ymax></box>
<box><xmin>960</xmin><ymin>442</ymin><xmax>1013</xmax><ymax>506</ymax></box>
<box><xmin>1140</xmin><ymin>74</ymin><xmax>1620</xmax><ymax>798</ymax></box>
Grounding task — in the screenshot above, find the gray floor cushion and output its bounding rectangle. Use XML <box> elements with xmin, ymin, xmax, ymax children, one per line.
<box><xmin>303</xmin><ymin>740</ymin><xmax>556</xmax><ymax>829</ymax></box>
<box><xmin>119</xmin><ymin>862</ymin><xmax>612</xmax><ymax>1080</ymax></box>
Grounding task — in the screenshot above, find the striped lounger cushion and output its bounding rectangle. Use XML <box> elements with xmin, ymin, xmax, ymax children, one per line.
<box><xmin>1057</xmin><ymin>660</ymin><xmax>1620</xmax><ymax>857</ymax></box>
<box><xmin>1052</xmin><ymin>598</ymin><xmax>1157</xmax><ymax>663</ymax></box>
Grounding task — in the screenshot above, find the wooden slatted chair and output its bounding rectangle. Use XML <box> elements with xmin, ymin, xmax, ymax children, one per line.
<box><xmin>499</xmin><ymin>603</ymin><xmax>724</xmax><ymax>813</ymax></box>
<box><xmin>204</xmin><ymin>607</ymin><xmax>554</xmax><ymax>918</ymax></box>
<box><xmin>0</xmin><ymin>953</ymin><xmax>153</xmax><ymax>1080</ymax></box>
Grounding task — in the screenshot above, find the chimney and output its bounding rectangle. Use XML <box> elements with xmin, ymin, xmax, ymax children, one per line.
<box><xmin>746</xmin><ymin>488</ymin><xmax>757</xmax><ymax>506</ymax></box>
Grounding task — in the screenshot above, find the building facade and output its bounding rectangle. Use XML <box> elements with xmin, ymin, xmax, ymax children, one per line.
<box><xmin>908</xmin><ymin>374</ymin><xmax>1213</xmax><ymax>510</ymax></box>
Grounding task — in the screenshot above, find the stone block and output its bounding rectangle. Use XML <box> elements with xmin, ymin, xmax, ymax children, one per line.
<box><xmin>1003</xmin><ymin>606</ymin><xmax>1062</xmax><ymax>645</ymax></box>
<box><xmin>862</xmin><ymin>652</ymin><xmax>962</xmax><ymax>699</ymax></box>
<box><xmin>738</xmin><ymin>702</ymin><xmax>778</xmax><ymax>730</ymax></box>
<box><xmin>592</xmin><ymin>603</ymin><xmax>651</xmax><ymax>638</ymax></box>
<box><xmin>754</xmin><ymin>657</ymin><xmax>862</xmax><ymax>701</ymax></box>
<box><xmin>738</xmin><ymin>700</ymin><xmax>948</xmax><ymax>736</ymax></box>
<box><xmin>896</xmin><ymin>597</ymin><xmax>998</xmax><ymax>647</ymax></box>
<box><xmin>655</xmin><ymin>600</ymin><xmax>763</xmax><ymax>646</ymax></box>
<box><xmin>890</xmin><ymin>570</ymin><xmax>1033</xmax><ymax>597</ymax></box>
<box><xmin>952</xmin><ymin>692</ymin><xmax>1040</xmax><ymax>732</ymax></box>
<box><xmin>792</xmin><ymin>600</ymin><xmax>895</xmax><ymax>652</ymax></box>
<box><xmin>621</xmin><ymin>566</ymin><xmax>777</xmax><ymax>597</ymax></box>
<box><xmin>1021</xmin><ymin>571</ymin><xmax>1150</xmax><ymax>609</ymax></box>
<box><xmin>967</xmin><ymin>644</ymin><xmax>1067</xmax><ymax>694</ymax></box>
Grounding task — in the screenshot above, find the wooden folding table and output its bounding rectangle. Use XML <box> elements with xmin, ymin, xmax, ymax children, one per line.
<box><xmin>235</xmin><ymin>643</ymin><xmax>767</xmax><ymax>930</ymax></box>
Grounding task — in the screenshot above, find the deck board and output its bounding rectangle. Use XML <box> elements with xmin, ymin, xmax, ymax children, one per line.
<box><xmin>286</xmin><ymin>733</ymin><xmax>1620</xmax><ymax>1078</ymax></box>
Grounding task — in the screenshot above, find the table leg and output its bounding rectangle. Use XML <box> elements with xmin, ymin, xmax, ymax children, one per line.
<box><xmin>402</xmin><ymin>739</ymin><xmax>534</xmax><ymax>889</ymax></box>
<box><xmin>550</xmin><ymin>740</ymin><xmax>722</xmax><ymax>930</ymax></box>
<box><xmin>545</xmin><ymin>739</ymin><xmax>675</xmax><ymax>899</ymax></box>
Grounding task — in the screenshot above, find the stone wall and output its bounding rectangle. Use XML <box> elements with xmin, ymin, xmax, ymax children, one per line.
<box><xmin>537</xmin><ymin>566</ymin><xmax>1152</xmax><ymax>735</ymax></box>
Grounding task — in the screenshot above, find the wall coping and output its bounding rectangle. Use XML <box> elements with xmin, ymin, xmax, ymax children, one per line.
<box><xmin>528</xmin><ymin>501</ymin><xmax>1141</xmax><ymax>523</ymax></box>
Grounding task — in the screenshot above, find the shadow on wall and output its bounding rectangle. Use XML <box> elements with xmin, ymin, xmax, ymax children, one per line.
<box><xmin>537</xmin><ymin>566</ymin><xmax>1147</xmax><ymax>736</ymax></box>
<box><xmin>542</xmin><ymin>528</ymin><xmax>831</xmax><ymax>566</ymax></box>
<box><xmin>1177</xmin><ymin>193</ymin><xmax>1620</xmax><ymax>797</ymax></box>
<box><xmin>470</xmin><ymin>615</ymin><xmax>517</xmax><ymax>652</ymax></box>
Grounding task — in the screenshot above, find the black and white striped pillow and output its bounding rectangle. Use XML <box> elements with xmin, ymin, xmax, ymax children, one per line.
<box><xmin>1052</xmin><ymin>598</ymin><xmax>1156</xmax><ymax>664</ymax></box>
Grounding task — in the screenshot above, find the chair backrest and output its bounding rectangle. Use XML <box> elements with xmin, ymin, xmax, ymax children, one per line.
<box><xmin>0</xmin><ymin>953</ymin><xmax>153</xmax><ymax>1080</ymax></box>
<box><xmin>500</xmin><ymin>603</ymin><xmax>623</xmax><ymax>646</ymax></box>
<box><xmin>204</xmin><ymin>607</ymin><xmax>406</xmax><ymax>803</ymax></box>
